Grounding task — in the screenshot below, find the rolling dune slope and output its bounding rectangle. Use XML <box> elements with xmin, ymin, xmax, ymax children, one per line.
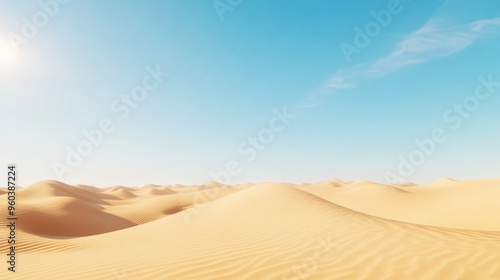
<box><xmin>0</xmin><ymin>180</ymin><xmax>499</xmax><ymax>279</ymax></box>
<box><xmin>302</xmin><ymin>178</ymin><xmax>500</xmax><ymax>231</ymax></box>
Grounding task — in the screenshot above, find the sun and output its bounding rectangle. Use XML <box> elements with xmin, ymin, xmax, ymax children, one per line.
<box><xmin>0</xmin><ymin>40</ymin><xmax>18</xmax><ymax>65</ymax></box>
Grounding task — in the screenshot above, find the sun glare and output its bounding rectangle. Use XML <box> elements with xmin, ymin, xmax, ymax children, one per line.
<box><xmin>0</xmin><ymin>40</ymin><xmax>18</xmax><ymax>65</ymax></box>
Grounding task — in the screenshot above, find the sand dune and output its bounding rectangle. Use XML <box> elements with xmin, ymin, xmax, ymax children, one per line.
<box><xmin>1</xmin><ymin>179</ymin><xmax>499</xmax><ymax>279</ymax></box>
<box><xmin>302</xmin><ymin>178</ymin><xmax>500</xmax><ymax>231</ymax></box>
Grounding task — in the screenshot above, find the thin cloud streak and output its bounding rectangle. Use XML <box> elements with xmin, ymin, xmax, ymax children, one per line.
<box><xmin>328</xmin><ymin>17</ymin><xmax>500</xmax><ymax>89</ymax></box>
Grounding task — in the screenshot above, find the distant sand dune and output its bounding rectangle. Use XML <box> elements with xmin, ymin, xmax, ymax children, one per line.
<box><xmin>0</xmin><ymin>179</ymin><xmax>499</xmax><ymax>279</ymax></box>
<box><xmin>302</xmin><ymin>178</ymin><xmax>500</xmax><ymax>231</ymax></box>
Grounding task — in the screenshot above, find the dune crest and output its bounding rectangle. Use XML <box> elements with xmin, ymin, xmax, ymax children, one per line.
<box><xmin>1</xmin><ymin>179</ymin><xmax>499</xmax><ymax>279</ymax></box>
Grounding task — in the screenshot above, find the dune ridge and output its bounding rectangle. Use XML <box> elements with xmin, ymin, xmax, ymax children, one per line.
<box><xmin>0</xmin><ymin>179</ymin><xmax>499</xmax><ymax>279</ymax></box>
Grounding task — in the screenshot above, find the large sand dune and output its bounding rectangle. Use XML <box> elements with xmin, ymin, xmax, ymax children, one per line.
<box><xmin>1</xmin><ymin>179</ymin><xmax>499</xmax><ymax>279</ymax></box>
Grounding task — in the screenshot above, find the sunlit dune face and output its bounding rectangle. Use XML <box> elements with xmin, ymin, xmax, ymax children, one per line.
<box><xmin>0</xmin><ymin>40</ymin><xmax>18</xmax><ymax>66</ymax></box>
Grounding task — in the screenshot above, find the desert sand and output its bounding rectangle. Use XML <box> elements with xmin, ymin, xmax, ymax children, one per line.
<box><xmin>1</xmin><ymin>179</ymin><xmax>500</xmax><ymax>279</ymax></box>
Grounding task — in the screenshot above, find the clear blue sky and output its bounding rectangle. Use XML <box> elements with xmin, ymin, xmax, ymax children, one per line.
<box><xmin>1</xmin><ymin>0</ymin><xmax>499</xmax><ymax>187</ymax></box>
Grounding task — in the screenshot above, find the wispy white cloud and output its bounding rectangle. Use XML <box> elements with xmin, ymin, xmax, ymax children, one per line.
<box><xmin>328</xmin><ymin>17</ymin><xmax>500</xmax><ymax>89</ymax></box>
